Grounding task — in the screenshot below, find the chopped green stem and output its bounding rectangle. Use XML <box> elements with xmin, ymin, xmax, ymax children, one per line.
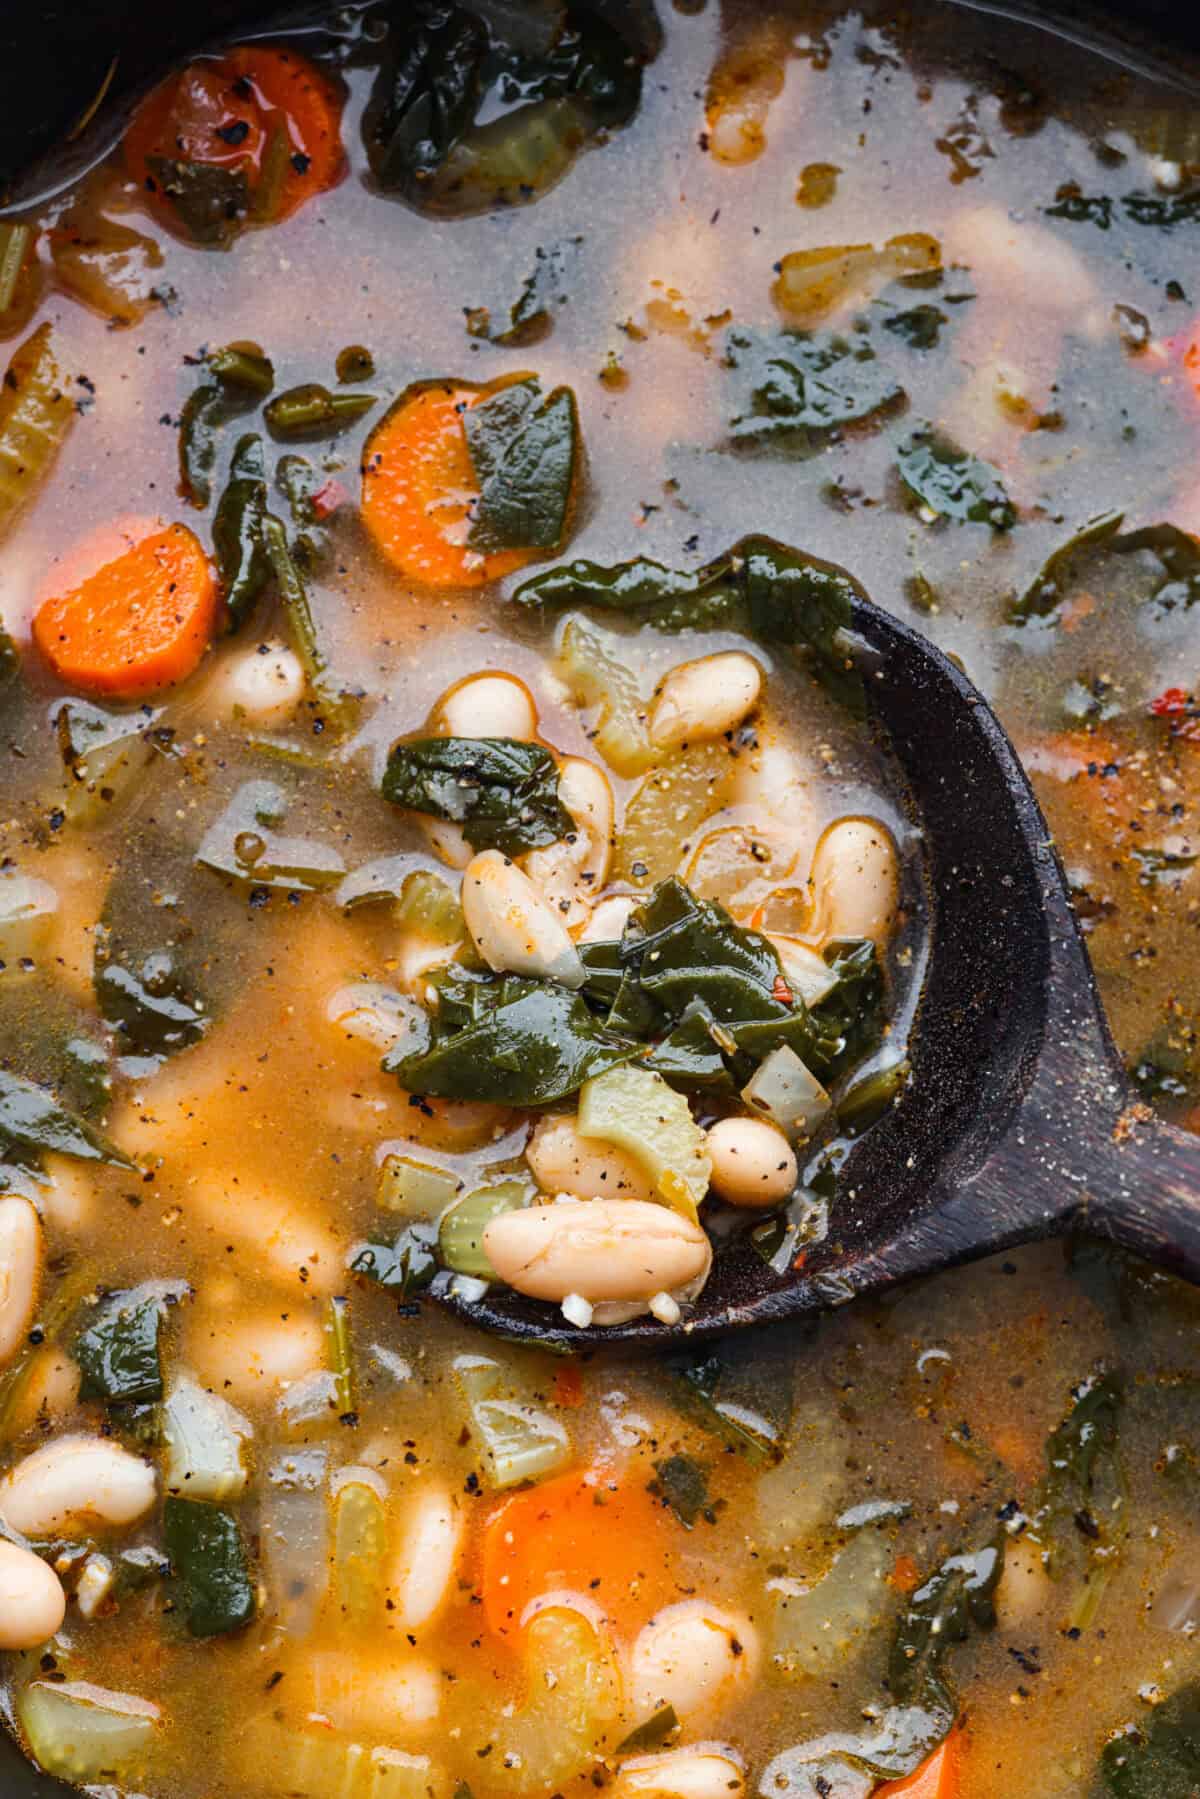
<box><xmin>0</xmin><ymin>223</ymin><xmax>33</xmax><ymax>314</ymax></box>
<box><xmin>326</xmin><ymin>1295</ymin><xmax>357</xmax><ymax>1421</ymax></box>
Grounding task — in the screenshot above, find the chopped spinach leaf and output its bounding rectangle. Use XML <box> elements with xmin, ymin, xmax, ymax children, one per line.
<box><xmin>1114</xmin><ymin>522</ymin><xmax>1200</xmax><ymax>618</ymax></box>
<box><xmin>1009</xmin><ymin>510</ymin><xmax>1126</xmax><ymax>622</ymax></box>
<box><xmin>178</xmin><ymin>344</ymin><xmax>275</xmax><ymax>508</ymax></box>
<box><xmin>381</xmin><ymin>737</ymin><xmax>574</xmax><ymax>854</ymax></box>
<box><xmin>513</xmin><ymin>552</ymin><xmax>740</xmax><ymax>632</ymax></box>
<box><xmin>75</xmin><ymin>1283</ymin><xmax>184</xmax><ymax>1405</ymax></box>
<box><xmin>368</xmin><ymin>2</ymin><xmax>489</xmax><ymax>198</ymax></box>
<box><xmin>95</xmin><ymin>952</ymin><xmax>209</xmax><ymax>1058</ymax></box>
<box><xmin>1030</xmin><ymin>1371</ymin><xmax>1124</xmax><ymax>1573</ymax></box>
<box><xmin>1100</xmin><ymin>1683</ymin><xmax>1200</xmax><ymax>1795</ymax></box>
<box><xmin>462</xmin><ymin>377</ymin><xmax>578</xmax><ymax>551</ymax></box>
<box><xmin>650</xmin><ymin>1453</ymin><xmax>713</xmax><ymax>1528</ymax></box>
<box><xmin>163</xmin><ymin>1497</ymin><xmax>257</xmax><ymax>1638</ymax></box>
<box><xmin>386</xmin><ymin>976</ymin><xmax>636</xmax><ymax>1105</ymax></box>
<box><xmin>880</xmin><ymin>303</ymin><xmax>948</xmax><ymax>349</ymax></box>
<box><xmin>724</xmin><ymin>326</ymin><xmax>905</xmax><ymax>448</ymax></box>
<box><xmin>212</xmin><ymin>433</ymin><xmax>271</xmax><ymax>629</ymax></box>
<box><xmin>350</xmin><ymin>1223</ymin><xmax>440</xmax><ymax>1298</ymax></box>
<box><xmin>897</xmin><ymin>425</ymin><xmax>1016</xmax><ymax>530</ymax></box>
<box><xmin>669</xmin><ymin>1335</ymin><xmax>794</xmax><ymax>1461</ymax></box>
<box><xmin>888</xmin><ymin>1536</ymin><xmax>1005</xmax><ymax>1723</ymax></box>
<box><xmin>275</xmin><ymin>454</ymin><xmax>334</xmax><ymax>571</ymax></box>
<box><xmin>1044</xmin><ymin>187</ymin><xmax>1200</xmax><ymax>232</ymax></box>
<box><xmin>0</xmin><ymin>1068</ymin><xmax>131</xmax><ymax>1169</ymax></box>
<box><xmin>146</xmin><ymin>156</ymin><xmax>250</xmax><ymax>247</ymax></box>
<box><xmin>1045</xmin><ymin>190</ymin><xmax>1113</xmax><ymax>227</ymax></box>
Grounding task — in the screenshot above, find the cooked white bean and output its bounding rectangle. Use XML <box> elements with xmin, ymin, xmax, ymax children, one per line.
<box><xmin>0</xmin><ymin>1195</ymin><xmax>41</xmax><ymax>1368</ymax></box>
<box><xmin>523</xmin><ymin>757</ymin><xmax>614</xmax><ymax>929</ymax></box>
<box><xmin>387</xmin><ymin>1483</ymin><xmax>464</xmax><ymax>1630</ymax></box>
<box><xmin>432</xmin><ymin>672</ymin><xmax>538</xmax><ymax>741</ymax></box>
<box><xmin>325</xmin><ymin>980</ymin><xmax>416</xmax><ymax>1051</ymax></box>
<box><xmin>630</xmin><ymin>1600</ymin><xmax>758</xmax><ymax>1723</ymax></box>
<box><xmin>0</xmin><ymin>870</ymin><xmax>59</xmax><ymax>971</ymax></box>
<box><xmin>0</xmin><ymin>1437</ymin><xmax>156</xmax><ymax>1538</ymax></box>
<box><xmin>576</xmin><ymin>895</ymin><xmax>636</xmax><ymax>944</ymax></box>
<box><xmin>5</xmin><ymin>1348</ymin><xmax>80</xmax><ymax>1438</ymax></box>
<box><xmin>307</xmin><ymin>1650</ymin><xmax>441</xmax><ymax>1735</ymax></box>
<box><xmin>0</xmin><ymin>1539</ymin><xmax>66</xmax><ymax>1648</ymax></box>
<box><xmin>615</xmin><ymin>1747</ymin><xmax>745</xmax><ymax>1799</ymax></box>
<box><xmin>705</xmin><ymin>1118</ymin><xmax>797</xmax><ymax>1209</ymax></box>
<box><xmin>187</xmin><ymin>1307</ymin><xmax>326</xmax><ymax>1404</ymax></box>
<box><xmin>526</xmin><ymin>1114</ymin><xmax>655</xmax><ymax>1203</ymax></box>
<box><xmin>461</xmin><ymin>850</ymin><xmax>583</xmax><ymax>988</ymax></box>
<box><xmin>212</xmin><ymin>643</ymin><xmax>305</xmax><ymax>729</ymax></box>
<box><xmin>648</xmin><ymin>653</ymin><xmax>763</xmax><ymax>750</ymax></box>
<box><xmin>806</xmin><ymin>817</ymin><xmax>898</xmax><ymax>948</ymax></box>
<box><xmin>483</xmin><ymin>1200</ymin><xmax>711</xmax><ymax>1305</ymax></box>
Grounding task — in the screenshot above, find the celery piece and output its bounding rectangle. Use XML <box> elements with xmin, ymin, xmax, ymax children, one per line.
<box><xmin>241</xmin><ymin>1722</ymin><xmax>445</xmax><ymax>1799</ymax></box>
<box><xmin>615</xmin><ymin>742</ymin><xmax>735</xmax><ymax>886</ymax></box>
<box><xmin>578</xmin><ymin>1065</ymin><xmax>711</xmax><ymax>1219</ymax></box>
<box><xmin>458</xmin><ymin>1606</ymin><xmax>623</xmax><ymax>1785</ymax></box>
<box><xmin>18</xmin><ymin>1679</ymin><xmax>160</xmax><ymax>1783</ymax></box>
<box><xmin>0</xmin><ymin>324</ymin><xmax>74</xmax><ymax>541</ymax></box>
<box><xmin>196</xmin><ymin>779</ymin><xmax>345</xmax><ymax>892</ymax></box>
<box><xmin>453</xmin><ymin>1353</ymin><xmax>571</xmax><ymax>1489</ymax></box>
<box><xmin>438</xmin><ymin>1177</ymin><xmax>534</xmax><ymax>1277</ymax></box>
<box><xmin>770</xmin><ymin>1526</ymin><xmax>894</xmax><ymax>1676</ymax></box>
<box><xmin>162</xmin><ymin>1373</ymin><xmax>251</xmax><ymax>1503</ymax></box>
<box><xmin>333</xmin><ymin>1478</ymin><xmax>388</xmax><ymax>1628</ymax></box>
<box><xmin>0</xmin><ymin>222</ymin><xmax>33</xmax><ymax>314</ymax></box>
<box><xmin>54</xmin><ymin>699</ymin><xmax>161</xmax><ymax>828</ymax></box>
<box><xmin>326</xmin><ymin>1296</ymin><xmax>356</xmax><ymax>1420</ymax></box>
<box><xmin>556</xmin><ymin>613</ymin><xmax>654</xmax><ymax>775</ymax></box>
<box><xmin>378</xmin><ymin>1152</ymin><xmax>462</xmax><ymax>1220</ymax></box>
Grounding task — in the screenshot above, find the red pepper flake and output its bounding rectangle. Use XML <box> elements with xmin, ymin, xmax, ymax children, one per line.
<box><xmin>772</xmin><ymin>974</ymin><xmax>793</xmax><ymax>1006</ymax></box>
<box><xmin>311</xmin><ymin>478</ymin><xmax>348</xmax><ymax>520</ymax></box>
<box><xmin>792</xmin><ymin>1250</ymin><xmax>808</xmax><ymax>1272</ymax></box>
<box><xmin>1150</xmin><ymin>685</ymin><xmax>1191</xmax><ymax>717</ymax></box>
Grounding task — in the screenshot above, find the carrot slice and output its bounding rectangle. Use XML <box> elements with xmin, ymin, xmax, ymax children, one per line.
<box><xmin>360</xmin><ymin>383</ymin><xmax>536</xmax><ymax>589</ymax></box>
<box><xmin>33</xmin><ymin>519</ymin><xmax>218</xmax><ymax>697</ymax></box>
<box><xmin>479</xmin><ymin>1468</ymin><xmax>678</xmax><ymax>1640</ymax></box>
<box><xmin>125</xmin><ymin>46</ymin><xmax>344</xmax><ymax>235</ymax></box>
<box><xmin>877</xmin><ymin>1735</ymin><xmax>962</xmax><ymax>1798</ymax></box>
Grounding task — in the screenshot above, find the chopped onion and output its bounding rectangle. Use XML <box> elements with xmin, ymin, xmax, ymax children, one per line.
<box><xmin>742</xmin><ymin>1046</ymin><xmax>831</xmax><ymax>1140</ymax></box>
<box><xmin>17</xmin><ymin>1679</ymin><xmax>161</xmax><ymax>1783</ymax></box>
<box><xmin>561</xmin><ymin>1292</ymin><xmax>594</xmax><ymax>1328</ymax></box>
<box><xmin>161</xmin><ymin>1373</ymin><xmax>252</xmax><ymax>1503</ymax></box>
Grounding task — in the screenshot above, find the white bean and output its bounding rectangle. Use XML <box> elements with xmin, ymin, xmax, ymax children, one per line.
<box><xmin>461</xmin><ymin>850</ymin><xmax>583</xmax><ymax>988</ymax></box>
<box><xmin>526</xmin><ymin>1114</ymin><xmax>655</xmax><ymax>1204</ymax></box>
<box><xmin>630</xmin><ymin>1600</ymin><xmax>758</xmax><ymax>1724</ymax></box>
<box><xmin>616</xmin><ymin>1749</ymin><xmax>745</xmax><ymax>1799</ymax></box>
<box><xmin>187</xmin><ymin>1307</ymin><xmax>326</xmax><ymax>1404</ymax></box>
<box><xmin>0</xmin><ymin>870</ymin><xmax>59</xmax><ymax>972</ymax></box>
<box><xmin>325</xmin><ymin>980</ymin><xmax>416</xmax><ymax>1051</ymax></box>
<box><xmin>307</xmin><ymin>1651</ymin><xmax>441</xmax><ymax>1735</ymax></box>
<box><xmin>483</xmin><ymin>1200</ymin><xmax>711</xmax><ymax>1305</ymax></box>
<box><xmin>0</xmin><ymin>1437</ymin><xmax>156</xmax><ymax>1538</ymax></box>
<box><xmin>806</xmin><ymin>817</ymin><xmax>898</xmax><ymax>948</ymax></box>
<box><xmin>387</xmin><ymin>1483</ymin><xmax>464</xmax><ymax>1630</ymax></box>
<box><xmin>705</xmin><ymin>1118</ymin><xmax>797</xmax><ymax>1209</ymax></box>
<box><xmin>523</xmin><ymin>757</ymin><xmax>614</xmax><ymax>929</ymax></box>
<box><xmin>648</xmin><ymin>654</ymin><xmax>762</xmax><ymax>750</ymax></box>
<box><xmin>0</xmin><ymin>1539</ymin><xmax>66</xmax><ymax>1648</ymax></box>
<box><xmin>212</xmin><ymin>644</ymin><xmax>305</xmax><ymax>729</ymax></box>
<box><xmin>0</xmin><ymin>1196</ymin><xmax>41</xmax><ymax>1368</ymax></box>
<box><xmin>576</xmin><ymin>895</ymin><xmax>636</xmax><ymax>944</ymax></box>
<box><xmin>432</xmin><ymin>673</ymin><xmax>538</xmax><ymax>741</ymax></box>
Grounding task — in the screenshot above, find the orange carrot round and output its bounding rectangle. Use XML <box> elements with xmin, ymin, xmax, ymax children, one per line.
<box><xmin>360</xmin><ymin>382</ymin><xmax>535</xmax><ymax>589</ymax></box>
<box><xmin>876</xmin><ymin>1734</ymin><xmax>962</xmax><ymax>1798</ymax></box>
<box><xmin>478</xmin><ymin>1468</ymin><xmax>677</xmax><ymax>1641</ymax></box>
<box><xmin>33</xmin><ymin>519</ymin><xmax>218</xmax><ymax>697</ymax></box>
<box><xmin>124</xmin><ymin>46</ymin><xmax>344</xmax><ymax>236</ymax></box>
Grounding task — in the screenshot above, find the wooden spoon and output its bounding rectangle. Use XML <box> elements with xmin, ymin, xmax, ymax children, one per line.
<box><xmin>440</xmin><ymin>589</ymin><xmax>1200</xmax><ymax>1348</ymax></box>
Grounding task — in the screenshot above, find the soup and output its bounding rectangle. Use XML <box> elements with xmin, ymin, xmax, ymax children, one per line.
<box><xmin>0</xmin><ymin>2</ymin><xmax>1199</xmax><ymax>1795</ymax></box>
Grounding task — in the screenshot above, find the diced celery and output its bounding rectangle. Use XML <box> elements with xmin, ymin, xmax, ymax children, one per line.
<box><xmin>556</xmin><ymin>614</ymin><xmax>654</xmax><ymax>775</ymax></box>
<box><xmin>453</xmin><ymin>1353</ymin><xmax>571</xmax><ymax>1489</ymax></box>
<box><xmin>770</xmin><ymin>1527</ymin><xmax>894</xmax><ymax>1675</ymax></box>
<box><xmin>260</xmin><ymin>1450</ymin><xmax>329</xmax><ymax>1634</ymax></box>
<box><xmin>162</xmin><ymin>1372</ymin><xmax>251</xmax><ymax>1502</ymax></box>
<box><xmin>378</xmin><ymin>1152</ymin><xmax>462</xmax><ymax>1220</ymax></box>
<box><xmin>55</xmin><ymin>698</ymin><xmax>161</xmax><ymax>828</ymax></box>
<box><xmin>393</xmin><ymin>870</ymin><xmax>467</xmax><ymax>944</ymax></box>
<box><xmin>326</xmin><ymin>1296</ymin><xmax>356</xmax><ymax>1419</ymax></box>
<box><xmin>241</xmin><ymin>1721</ymin><xmax>446</xmax><ymax>1799</ymax></box>
<box><xmin>332</xmin><ymin>1477</ymin><xmax>389</xmax><ymax>1627</ymax></box>
<box><xmin>18</xmin><ymin>1679</ymin><xmax>161</xmax><ymax>1783</ymax></box>
<box><xmin>438</xmin><ymin>1177</ymin><xmax>534</xmax><ymax>1277</ymax></box>
<box><xmin>742</xmin><ymin>1046</ymin><xmax>830</xmax><ymax>1141</ymax></box>
<box><xmin>615</xmin><ymin>742</ymin><xmax>735</xmax><ymax>886</ymax></box>
<box><xmin>459</xmin><ymin>1607</ymin><xmax>623</xmax><ymax>1788</ymax></box>
<box><xmin>0</xmin><ymin>324</ymin><xmax>74</xmax><ymax>542</ymax></box>
<box><xmin>578</xmin><ymin>1065</ymin><xmax>711</xmax><ymax>1219</ymax></box>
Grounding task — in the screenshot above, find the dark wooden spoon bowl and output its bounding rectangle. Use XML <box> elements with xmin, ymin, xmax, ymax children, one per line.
<box><xmin>443</xmin><ymin>593</ymin><xmax>1200</xmax><ymax>1350</ymax></box>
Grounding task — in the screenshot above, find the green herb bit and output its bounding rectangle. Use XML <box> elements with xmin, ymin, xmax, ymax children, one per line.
<box><xmin>1029</xmin><ymin>1371</ymin><xmax>1124</xmax><ymax>1578</ymax></box>
<box><xmin>613</xmin><ymin>1705</ymin><xmax>680</xmax><ymax>1756</ymax></box>
<box><xmin>178</xmin><ymin>343</ymin><xmax>275</xmax><ymax>508</ymax></box>
<box><xmin>0</xmin><ymin>222</ymin><xmax>34</xmax><ymax>315</ymax></box>
<box><xmin>325</xmin><ymin>1295</ymin><xmax>356</xmax><ymax>1422</ymax></box>
<box><xmin>163</xmin><ymin>1496</ymin><xmax>257</xmax><ymax>1638</ymax></box>
<box><xmin>493</xmin><ymin>236</ymin><xmax>585</xmax><ymax>345</ymax></box>
<box><xmin>146</xmin><ymin>156</ymin><xmax>250</xmax><ymax>245</ymax></box>
<box><xmin>462</xmin><ymin>377</ymin><xmax>578</xmax><ymax>551</ymax></box>
<box><xmin>649</xmin><ymin>1453</ymin><xmax>713</xmax><ymax>1528</ymax></box>
<box><xmin>265</xmin><ymin>383</ymin><xmax>377</xmax><ymax>441</ymax></box>
<box><xmin>260</xmin><ymin>512</ymin><xmax>351</xmax><ymax>727</ymax></box>
<box><xmin>897</xmin><ymin>425</ymin><xmax>1015</xmax><ymax>530</ymax></box>
<box><xmin>381</xmin><ymin>736</ymin><xmax>574</xmax><ymax>855</ymax></box>
<box><xmin>212</xmin><ymin>433</ymin><xmax>271</xmax><ymax>629</ymax></box>
<box><xmin>1009</xmin><ymin>510</ymin><xmax>1125</xmax><ymax>623</ymax></box>
<box><xmin>253</xmin><ymin>125</ymin><xmax>292</xmax><ymax>224</ymax></box>
<box><xmin>888</xmin><ymin>1535</ymin><xmax>1005</xmax><ymax>1724</ymax></box>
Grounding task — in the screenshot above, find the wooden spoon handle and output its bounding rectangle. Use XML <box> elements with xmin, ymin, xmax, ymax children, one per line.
<box><xmin>1077</xmin><ymin>1111</ymin><xmax>1200</xmax><ymax>1281</ymax></box>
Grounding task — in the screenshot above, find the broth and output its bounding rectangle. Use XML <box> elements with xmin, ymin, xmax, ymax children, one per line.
<box><xmin>0</xmin><ymin>3</ymin><xmax>1198</xmax><ymax>1796</ymax></box>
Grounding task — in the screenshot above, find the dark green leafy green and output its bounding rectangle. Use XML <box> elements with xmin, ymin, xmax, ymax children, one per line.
<box><xmin>260</xmin><ymin>512</ymin><xmax>351</xmax><ymax>726</ymax></box>
<box><xmin>386</xmin><ymin>975</ymin><xmax>635</xmax><ymax>1104</ymax></box>
<box><xmin>381</xmin><ymin>737</ymin><xmax>574</xmax><ymax>854</ymax></box>
<box><xmin>724</xmin><ymin>326</ymin><xmax>905</xmax><ymax>447</ymax></box>
<box><xmin>212</xmin><ymin>433</ymin><xmax>271</xmax><ymax>628</ymax></box>
<box><xmin>264</xmin><ymin>383</ymin><xmax>376</xmax><ymax>441</ymax></box>
<box><xmin>1030</xmin><ymin>1371</ymin><xmax>1124</xmax><ymax>1574</ymax></box>
<box><xmin>1044</xmin><ymin>188</ymin><xmax>1200</xmax><ymax>232</ymax></box>
<box><xmin>95</xmin><ymin>953</ymin><xmax>209</xmax><ymax>1058</ymax></box>
<box><xmin>880</xmin><ymin>303</ymin><xmax>947</xmax><ymax>349</ymax></box>
<box><xmin>1009</xmin><ymin>510</ymin><xmax>1125</xmax><ymax>622</ymax></box>
<box><xmin>650</xmin><ymin>1454</ymin><xmax>713</xmax><ymax>1528</ymax></box>
<box><xmin>0</xmin><ymin>1068</ymin><xmax>131</xmax><ymax>1169</ymax></box>
<box><xmin>613</xmin><ymin>1706</ymin><xmax>680</xmax><ymax>1756</ymax></box>
<box><xmin>146</xmin><ymin>157</ymin><xmax>250</xmax><ymax>246</ymax></box>
<box><xmin>513</xmin><ymin>552</ymin><xmax>739</xmax><ymax>632</ymax></box>
<box><xmin>897</xmin><ymin>425</ymin><xmax>1016</xmax><ymax>529</ymax></box>
<box><xmin>1115</xmin><ymin>523</ymin><xmax>1200</xmax><ymax>618</ymax></box>
<box><xmin>349</xmin><ymin>1224</ymin><xmax>440</xmax><ymax>1297</ymax></box>
<box><xmin>1045</xmin><ymin>190</ymin><xmax>1113</xmax><ymax>227</ymax></box>
<box><xmin>368</xmin><ymin>2</ymin><xmax>489</xmax><ymax>198</ymax></box>
<box><xmin>668</xmin><ymin>1335</ymin><xmax>794</xmax><ymax>1461</ymax></box>
<box><xmin>888</xmin><ymin>1536</ymin><xmax>1005</xmax><ymax>1724</ymax></box>
<box><xmin>1099</xmin><ymin>1682</ymin><xmax>1200</xmax><ymax>1796</ymax></box>
<box><xmin>836</xmin><ymin>1052</ymin><xmax>910</xmax><ymax>1133</ymax></box>
<box><xmin>163</xmin><ymin>1497</ymin><xmax>257</xmax><ymax>1638</ymax></box>
<box><xmin>75</xmin><ymin>1284</ymin><xmax>184</xmax><ymax>1405</ymax></box>
<box><xmin>462</xmin><ymin>377</ymin><xmax>578</xmax><ymax>551</ymax></box>
<box><xmin>275</xmin><ymin>455</ymin><xmax>334</xmax><ymax>571</ymax></box>
<box><xmin>178</xmin><ymin>345</ymin><xmax>275</xmax><ymax>508</ymax></box>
